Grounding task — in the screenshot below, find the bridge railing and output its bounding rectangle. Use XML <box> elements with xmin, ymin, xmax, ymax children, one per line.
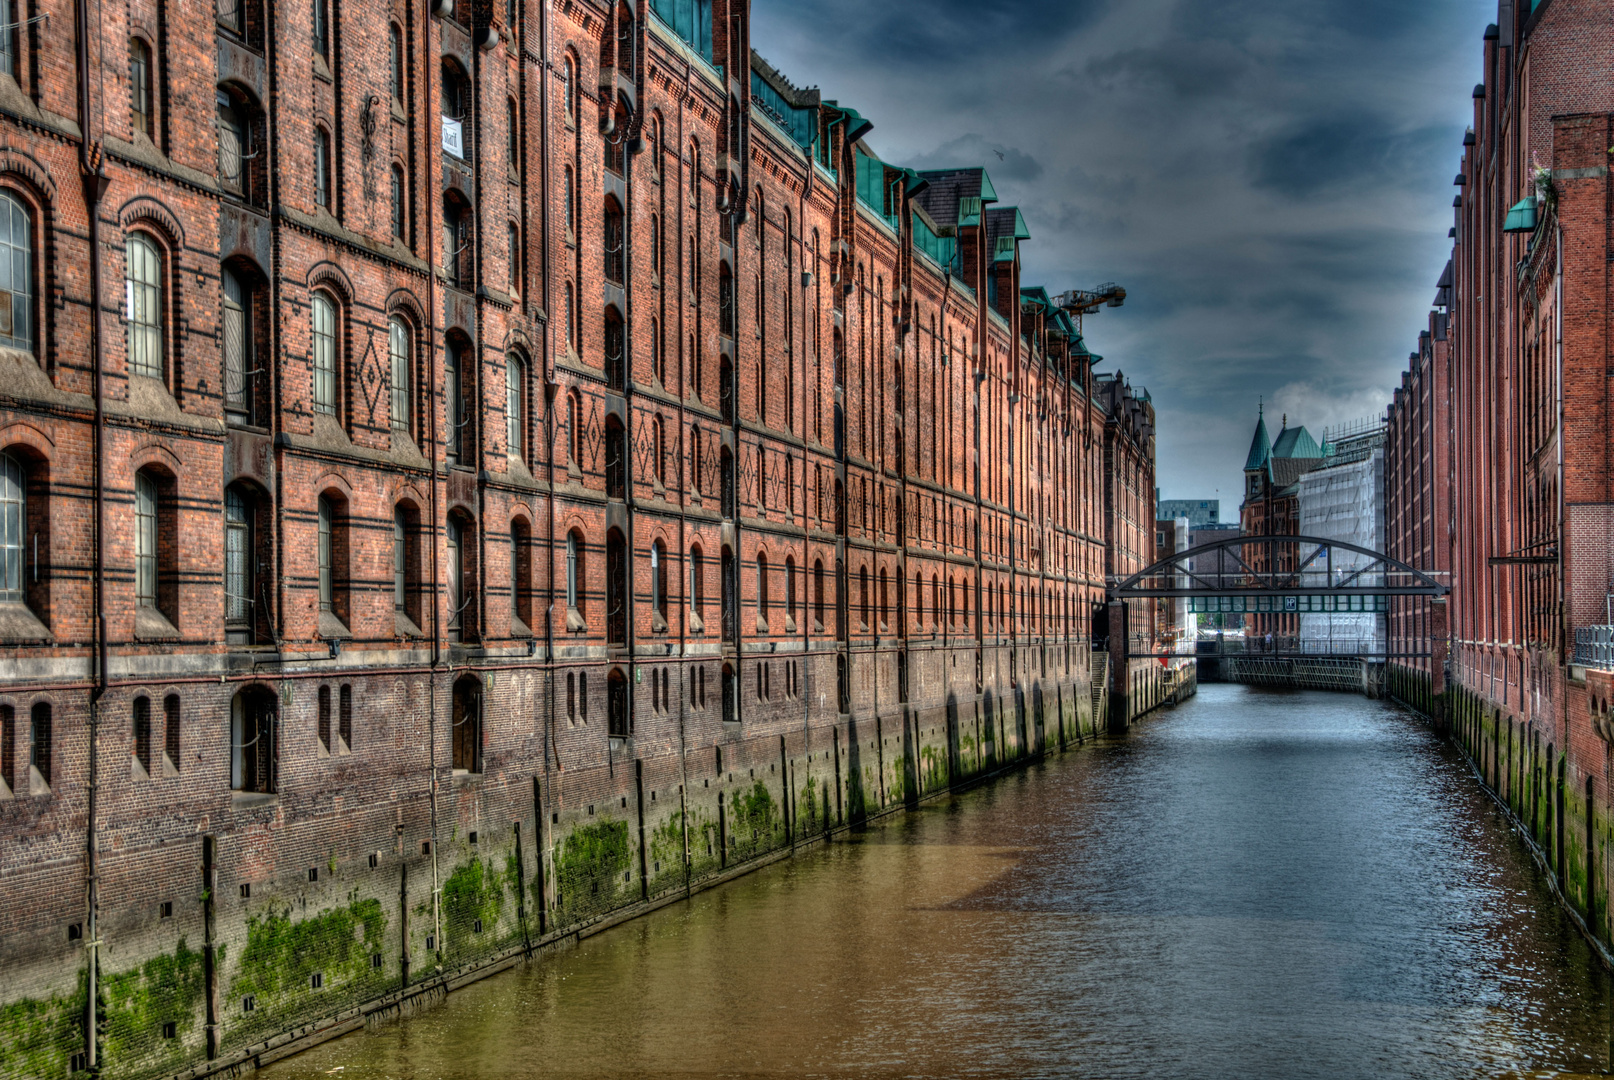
<box><xmin>1575</xmin><ymin>626</ymin><xmax>1614</xmax><ymax>670</ymax></box>
<box><xmin>1195</xmin><ymin>635</ymin><xmax>1387</xmax><ymax>657</ymax></box>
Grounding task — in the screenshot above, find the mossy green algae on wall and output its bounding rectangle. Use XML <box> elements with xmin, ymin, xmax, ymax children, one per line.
<box><xmin>554</xmin><ymin>820</ymin><xmax>632</xmax><ymax>925</ymax></box>
<box><xmin>227</xmin><ymin>897</ymin><xmax>388</xmax><ymax>1044</ymax></box>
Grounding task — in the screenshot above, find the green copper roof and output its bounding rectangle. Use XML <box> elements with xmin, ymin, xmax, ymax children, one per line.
<box><xmin>1245</xmin><ymin>412</ymin><xmax>1272</xmax><ymax>471</ymax></box>
<box><xmin>1271</xmin><ymin>424</ymin><xmax>1322</xmax><ymax>459</ymax></box>
<box><xmin>1503</xmin><ymin>196</ymin><xmax>1538</xmax><ymax>233</ymax></box>
<box><xmin>1007</xmin><ymin>208</ymin><xmax>1030</xmax><ymax>239</ymax></box>
<box><xmin>979</xmin><ymin>170</ymin><xmax>999</xmax><ymax>204</ymax></box>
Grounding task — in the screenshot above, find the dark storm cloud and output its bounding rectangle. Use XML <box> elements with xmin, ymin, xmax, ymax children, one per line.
<box><xmin>749</xmin><ymin>0</ymin><xmax>1490</xmax><ymax>502</ymax></box>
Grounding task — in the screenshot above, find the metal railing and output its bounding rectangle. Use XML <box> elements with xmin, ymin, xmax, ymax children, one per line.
<box><xmin>1575</xmin><ymin>625</ymin><xmax>1614</xmax><ymax>670</ymax></box>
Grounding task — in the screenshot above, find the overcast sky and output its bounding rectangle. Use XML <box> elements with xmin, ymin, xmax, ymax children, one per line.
<box><xmin>751</xmin><ymin>0</ymin><xmax>1486</xmax><ymax>515</ymax></box>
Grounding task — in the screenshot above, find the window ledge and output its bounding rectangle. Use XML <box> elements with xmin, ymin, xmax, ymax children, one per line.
<box><xmin>755</xmin><ymin>616</ymin><xmax>769</xmax><ymax>634</ymax></box>
<box><xmin>396</xmin><ymin>611</ymin><xmax>424</xmax><ymax>638</ymax></box>
<box><xmin>651</xmin><ymin>611</ymin><xmax>668</xmax><ymax>633</ymax></box>
<box><xmin>0</xmin><ymin>602</ymin><xmax>51</xmax><ymax>643</ymax></box>
<box><xmin>689</xmin><ymin>611</ymin><xmax>704</xmax><ymax>633</ymax></box>
<box><xmin>566</xmin><ymin>607</ymin><xmax>588</xmax><ymax>632</ymax></box>
<box><xmin>134</xmin><ymin>606</ymin><xmax>181</xmax><ymax>641</ymax></box>
<box><xmin>231</xmin><ymin>791</ymin><xmax>278</xmax><ymax>808</ymax></box>
<box><xmin>313</xmin><ymin>53</ymin><xmax>333</xmax><ymax>82</ymax></box>
<box><xmin>511</xmin><ymin>615</ymin><xmax>533</xmax><ymax>638</ymax></box>
<box><xmin>319</xmin><ymin>610</ymin><xmax>352</xmax><ymax>640</ymax></box>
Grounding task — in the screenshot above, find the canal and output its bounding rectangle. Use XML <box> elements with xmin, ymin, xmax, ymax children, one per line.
<box><xmin>264</xmin><ymin>684</ymin><xmax>1614</xmax><ymax>1079</ymax></box>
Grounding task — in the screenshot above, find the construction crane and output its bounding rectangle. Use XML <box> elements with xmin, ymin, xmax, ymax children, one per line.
<box><xmin>1053</xmin><ymin>283</ymin><xmax>1126</xmax><ymax>335</ymax></box>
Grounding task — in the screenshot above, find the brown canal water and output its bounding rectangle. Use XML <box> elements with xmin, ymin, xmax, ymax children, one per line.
<box><xmin>263</xmin><ymin>684</ymin><xmax>1614</xmax><ymax>1079</ymax></box>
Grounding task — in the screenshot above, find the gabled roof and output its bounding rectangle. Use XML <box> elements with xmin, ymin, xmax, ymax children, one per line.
<box><xmin>1244</xmin><ymin>412</ymin><xmax>1272</xmax><ymax>471</ymax></box>
<box><xmin>1271</xmin><ymin>424</ymin><xmax>1322</xmax><ymax>460</ymax></box>
<box><xmin>912</xmin><ymin>168</ymin><xmax>998</xmax><ymax>229</ymax></box>
<box><xmin>985</xmin><ymin>206</ymin><xmax>1028</xmax><ymax>263</ymax></box>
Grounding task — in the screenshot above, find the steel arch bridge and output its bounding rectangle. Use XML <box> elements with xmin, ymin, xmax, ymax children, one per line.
<box><xmin>1106</xmin><ymin>533</ymin><xmax>1449</xmax><ymax>661</ymax></box>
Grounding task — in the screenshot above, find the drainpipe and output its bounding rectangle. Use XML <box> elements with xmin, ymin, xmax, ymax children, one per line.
<box><xmin>538</xmin><ymin>0</ymin><xmax>559</xmax><ymax>903</ymax></box>
<box><xmin>424</xmin><ymin>0</ymin><xmax>444</xmax><ymax>964</ymax></box>
<box><xmin>76</xmin><ymin>0</ymin><xmax>108</xmax><ymax>1064</ymax></box>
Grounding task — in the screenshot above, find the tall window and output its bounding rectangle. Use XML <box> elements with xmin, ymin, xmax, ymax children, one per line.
<box><xmin>604</xmin><ymin>308</ymin><xmax>625</xmax><ymax>392</ymax></box>
<box><xmin>562</xmin><ymin>56</ymin><xmax>574</xmax><ymax>122</ymax></box>
<box><xmin>389</xmin><ymin>315</ymin><xmax>411</xmax><ymax>432</ymax></box>
<box><xmin>0</xmin><ymin>192</ymin><xmax>32</xmax><ymax>351</ymax></box>
<box><xmin>507</xmin><ymin>99</ymin><xmax>519</xmax><ymax>175</ymax></box>
<box><xmin>757</xmin><ymin>554</ymin><xmax>769</xmax><ymax>626</ymax></box>
<box><xmin>506</xmin><ymin>354</ymin><xmax>524</xmax><ymax>460</ymax></box>
<box><xmin>129</xmin><ymin>39</ymin><xmax>153</xmax><ymax>138</ymax></box>
<box><xmin>317</xmin><ymin>495</ymin><xmax>334</xmax><ymax>612</ymax></box>
<box><xmin>568</xmin><ymin>391</ymin><xmax>583</xmax><ymax>466</ymax></box>
<box><xmin>442</xmin><ymin>197</ymin><xmax>469</xmax><ymax>289</ymax></box>
<box><xmin>650</xmin><ymin>541</ymin><xmax>665</xmax><ymax>621</ymax></box>
<box><xmin>653</xmin><ymin>414</ymin><xmax>666</xmax><ymax>485</ymax></box>
<box><xmin>312</xmin><ymin>0</ymin><xmax>329</xmax><ymax>58</ymax></box>
<box><xmin>313</xmin><ymin>128</ymin><xmax>331</xmax><ymax>209</ymax></box>
<box><xmin>163</xmin><ymin>694</ymin><xmax>180</xmax><ymax>773</ymax></box>
<box><xmin>0</xmin><ymin>0</ymin><xmax>19</xmax><ymax>76</ymax></box>
<box><xmin>603</xmin><ymin>199</ymin><xmax>624</xmax><ymax>284</ymax></box>
<box><xmin>29</xmin><ymin>702</ymin><xmax>50</xmax><ymax>788</ymax></box>
<box><xmin>125</xmin><ymin>233</ymin><xmax>163</xmax><ymax>379</ymax></box>
<box><xmin>216</xmin><ymin>91</ymin><xmax>252</xmax><ymax>199</ymax></box>
<box><xmin>390</xmin><ymin>166</ymin><xmax>406</xmax><ymax>241</ymax></box>
<box><xmin>649</xmin><ymin>215</ymin><xmax>659</xmax><ymax>277</ymax></box>
<box><xmin>224</xmin><ymin>486</ymin><xmax>254</xmax><ymax>627</ymax></box>
<box><xmin>388</xmin><ymin>23</ymin><xmax>403</xmax><ymax>101</ymax></box>
<box><xmin>393</xmin><ymin>508</ymin><xmax>408</xmax><ymax>613</ymax></box>
<box><xmin>134</xmin><ymin>471</ymin><xmax>158</xmax><ymax>609</ymax></box>
<box><xmin>446</xmin><ymin>515</ymin><xmax>464</xmax><ymax>638</ymax></box>
<box><xmin>565</xmin><ymin>530</ymin><xmax>581</xmax><ymax>612</ymax></box>
<box><xmin>650</xmin><ymin>319</ymin><xmax>662</xmax><ymax>385</ymax></box>
<box><xmin>445</xmin><ymin>339</ymin><xmax>466</xmax><ymax>463</ymax></box>
<box><xmin>311</xmin><ymin>292</ymin><xmax>337</xmax><ymax>415</ymax></box>
<box><xmin>0</xmin><ymin>451</ymin><xmax>23</xmax><ymax>603</ymax></box>
<box><xmin>133</xmin><ymin>696</ymin><xmax>152</xmax><ymax>774</ymax></box>
<box><xmin>222</xmin><ymin>269</ymin><xmax>252</xmax><ymax>422</ymax></box>
<box><xmin>690</xmin><ymin>544</ymin><xmax>703</xmax><ymax>617</ymax></box>
<box><xmin>508</xmin><ymin>222</ymin><xmax>521</xmax><ymax>294</ymax></box>
<box><xmin>562</xmin><ymin>167</ymin><xmax>573</xmax><ymax>236</ymax></box>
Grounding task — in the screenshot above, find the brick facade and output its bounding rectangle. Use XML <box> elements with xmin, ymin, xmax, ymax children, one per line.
<box><xmin>0</xmin><ymin>1</ymin><xmax>1157</xmax><ymax>1076</ymax></box>
<box><xmin>1384</xmin><ymin>0</ymin><xmax>1614</xmax><ymax>954</ymax></box>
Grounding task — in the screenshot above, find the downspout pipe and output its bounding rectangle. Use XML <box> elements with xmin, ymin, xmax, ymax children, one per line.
<box><xmin>77</xmin><ymin>0</ymin><xmax>109</xmax><ymax>1063</ymax></box>
<box><xmin>424</xmin><ymin>0</ymin><xmax>444</xmax><ymax>965</ymax></box>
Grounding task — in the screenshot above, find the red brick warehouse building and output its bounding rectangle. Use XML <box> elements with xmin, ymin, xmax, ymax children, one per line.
<box><xmin>1384</xmin><ymin>0</ymin><xmax>1614</xmax><ymax>955</ymax></box>
<box><xmin>0</xmin><ymin>0</ymin><xmax>1162</xmax><ymax>1074</ymax></box>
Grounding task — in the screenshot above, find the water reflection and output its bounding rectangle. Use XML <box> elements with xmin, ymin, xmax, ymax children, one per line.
<box><xmin>266</xmin><ymin>685</ymin><xmax>1613</xmax><ymax>1079</ymax></box>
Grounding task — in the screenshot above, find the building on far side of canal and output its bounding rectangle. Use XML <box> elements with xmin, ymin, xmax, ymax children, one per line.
<box><xmin>0</xmin><ymin>0</ymin><xmax>1172</xmax><ymax>1075</ymax></box>
<box><xmin>1239</xmin><ymin>408</ymin><xmax>1325</xmax><ymax>642</ymax></box>
<box><xmin>1384</xmin><ymin>0</ymin><xmax>1614</xmax><ymax>955</ymax></box>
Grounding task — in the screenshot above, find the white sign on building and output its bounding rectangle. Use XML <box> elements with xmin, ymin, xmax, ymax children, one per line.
<box><xmin>442</xmin><ymin>117</ymin><xmax>465</xmax><ymax>160</ymax></box>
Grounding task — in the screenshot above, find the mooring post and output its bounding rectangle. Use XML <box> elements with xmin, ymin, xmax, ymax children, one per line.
<box><xmin>1429</xmin><ymin>597</ymin><xmax>1450</xmax><ymax>737</ymax></box>
<box><xmin>1108</xmin><ymin>599</ymin><xmax>1129</xmax><ymax>734</ymax></box>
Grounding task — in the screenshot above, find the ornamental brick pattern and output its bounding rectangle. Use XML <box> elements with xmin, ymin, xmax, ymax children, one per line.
<box><xmin>0</xmin><ymin>1</ymin><xmax>1158</xmax><ymax>1075</ymax></box>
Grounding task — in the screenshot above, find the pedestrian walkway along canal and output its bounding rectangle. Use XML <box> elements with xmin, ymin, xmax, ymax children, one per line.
<box><xmin>264</xmin><ymin>684</ymin><xmax>1614</xmax><ymax>1079</ymax></box>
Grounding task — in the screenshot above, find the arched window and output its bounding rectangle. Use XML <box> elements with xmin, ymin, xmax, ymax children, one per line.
<box><xmin>608</xmin><ymin>667</ymin><xmax>629</xmax><ymax>738</ymax></box>
<box><xmin>224</xmin><ymin>485</ymin><xmax>257</xmax><ymax>636</ymax></box>
<box><xmin>649</xmin><ymin>214</ymin><xmax>660</xmax><ymax>278</ymax></box>
<box><xmin>229</xmin><ymin>688</ymin><xmax>276</xmax><ymax>793</ymax></box>
<box><xmin>858</xmin><ymin>565</ymin><xmax>869</xmax><ymax>631</ymax></box>
<box><xmin>756</xmin><ymin>552</ymin><xmax>769</xmax><ymax>629</ymax></box>
<box><xmin>316</xmin><ymin>492</ymin><xmax>348</xmax><ymax>628</ymax></box>
<box><xmin>785</xmin><ymin>557</ymin><xmax>796</xmax><ymax>624</ymax></box>
<box><xmin>164</xmin><ymin>694</ymin><xmax>180</xmax><ymax>773</ymax></box>
<box><xmin>311</xmin><ymin>291</ymin><xmax>338</xmax><ymax>415</ymax></box>
<box><xmin>721</xmin><ymin>546</ymin><xmax>736</xmax><ymax>640</ymax></box>
<box><xmin>134</xmin><ymin>470</ymin><xmax>158</xmax><ymax>610</ymax></box>
<box><xmin>603</xmin><ymin>198</ymin><xmax>624</xmax><ymax>284</ymax></box>
<box><xmin>756</xmin><ymin>445</ymin><xmax>766</xmax><ymax>511</ymax></box>
<box><xmin>390</xmin><ymin>165</ymin><xmax>406</xmax><ymax>241</ymax></box>
<box><xmin>567</xmin><ymin>391</ymin><xmax>583</xmax><ymax>467</ymax></box>
<box><xmin>690</xmin><ymin>426</ymin><xmax>703</xmax><ymax>495</ymax></box>
<box><xmin>446</xmin><ymin>513</ymin><xmax>470</xmax><ymax>640</ymax></box>
<box><xmin>0</xmin><ymin>191</ymin><xmax>30</xmax><ymax>351</ymax></box>
<box><xmin>389</xmin><ymin>315</ymin><xmax>412</xmax><ymax>432</ymax></box>
<box><xmin>388</xmin><ymin>24</ymin><xmax>403</xmax><ymax>101</ymax></box>
<box><xmin>565</xmin><ymin>529</ymin><xmax>583</xmax><ymax>614</ymax></box>
<box><xmin>915</xmin><ymin>571</ymin><xmax>924</xmax><ymax>630</ymax></box>
<box><xmin>650</xmin><ymin>540</ymin><xmax>666</xmax><ymax>624</ymax></box>
<box><xmin>510</xmin><ymin>517</ymin><xmax>531</xmax><ymax>629</ymax></box>
<box><xmin>564</xmin><ymin>281</ymin><xmax>575</xmax><ymax>349</ymax></box>
<box><xmin>878</xmin><ymin>568</ymin><xmax>888</xmax><ymax>633</ymax></box>
<box><xmin>720</xmin><ymin>356</ymin><xmax>734</xmax><ymax>426</ymax></box>
<box><xmin>125</xmin><ymin>233</ymin><xmax>163</xmax><ymax>380</ymax></box>
<box><xmin>689</xmin><ymin>543</ymin><xmax>704</xmax><ymax>618</ymax></box>
<box><xmin>721</xmin><ymin>662</ymin><xmax>736</xmax><ymax>725</ymax></box>
<box><xmin>653</xmin><ymin>414</ymin><xmax>666</xmax><ymax>485</ymax></box>
<box><xmin>812</xmin><ymin>558</ymin><xmax>824</xmax><ymax>632</ymax></box>
<box><xmin>313</xmin><ymin>126</ymin><xmax>331</xmax><ymax>209</ymax></box>
<box><xmin>441</xmin><ymin>60</ymin><xmax>471</xmax><ymax>161</ymax></box>
<box><xmin>451</xmin><ymin>676</ymin><xmax>481</xmax><ymax>772</ymax></box>
<box><xmin>562</xmin><ymin>55</ymin><xmax>575</xmax><ymax>123</ymax></box>
<box><xmin>129</xmin><ymin>38</ymin><xmax>154</xmax><ymax>138</ymax></box>
<box><xmin>719</xmin><ymin>446</ymin><xmax>735</xmax><ymax>520</ymax></box>
<box><xmin>0</xmin><ymin>451</ymin><xmax>23</xmax><ymax>604</ymax></box>
<box><xmin>506</xmin><ymin>353</ymin><xmax>524</xmax><ymax>460</ymax></box>
<box><xmin>222</xmin><ymin>268</ymin><xmax>254</xmax><ymax>422</ymax></box>
<box><xmin>393</xmin><ymin>504</ymin><xmax>419</xmax><ymax>627</ymax></box>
